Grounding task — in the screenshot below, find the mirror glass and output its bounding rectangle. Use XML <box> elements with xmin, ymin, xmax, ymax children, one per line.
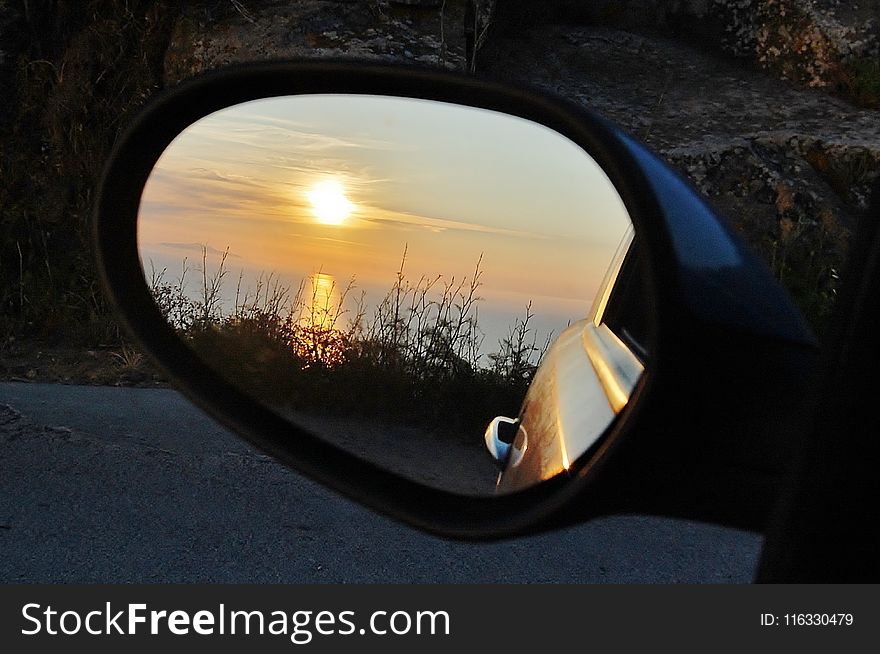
<box><xmin>137</xmin><ymin>94</ymin><xmax>642</xmax><ymax>496</ymax></box>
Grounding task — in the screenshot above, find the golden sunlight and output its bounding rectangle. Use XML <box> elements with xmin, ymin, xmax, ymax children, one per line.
<box><xmin>307</xmin><ymin>180</ymin><xmax>354</xmax><ymax>225</ymax></box>
<box><xmin>307</xmin><ymin>272</ymin><xmax>339</xmax><ymax>329</ymax></box>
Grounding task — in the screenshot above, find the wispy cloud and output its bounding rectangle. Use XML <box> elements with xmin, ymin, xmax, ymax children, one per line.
<box><xmin>287</xmin><ymin>233</ymin><xmax>367</xmax><ymax>248</ymax></box>
<box><xmin>185</xmin><ymin>115</ymin><xmax>405</xmax><ymax>155</ymax></box>
<box><xmin>155</xmin><ymin>242</ymin><xmax>241</xmax><ymax>258</ymax></box>
<box><xmin>362</xmin><ymin>206</ymin><xmax>554</xmax><ymax>240</ymax></box>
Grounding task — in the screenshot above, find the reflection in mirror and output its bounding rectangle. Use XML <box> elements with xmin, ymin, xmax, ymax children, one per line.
<box><xmin>138</xmin><ymin>94</ymin><xmax>640</xmax><ymax>496</ymax></box>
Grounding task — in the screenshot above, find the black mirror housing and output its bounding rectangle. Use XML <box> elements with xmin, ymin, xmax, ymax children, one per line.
<box><xmin>95</xmin><ymin>61</ymin><xmax>817</xmax><ymax>539</ymax></box>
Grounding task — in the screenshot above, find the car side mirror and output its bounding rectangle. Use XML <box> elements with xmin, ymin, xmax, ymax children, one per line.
<box><xmin>95</xmin><ymin>61</ymin><xmax>818</xmax><ymax>539</ymax></box>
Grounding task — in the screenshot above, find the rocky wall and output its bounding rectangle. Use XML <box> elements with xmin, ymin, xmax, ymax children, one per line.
<box><xmin>514</xmin><ymin>1</ymin><xmax>879</xmax><ymax>106</ymax></box>
<box><xmin>163</xmin><ymin>0</ymin><xmax>476</xmax><ymax>83</ymax></box>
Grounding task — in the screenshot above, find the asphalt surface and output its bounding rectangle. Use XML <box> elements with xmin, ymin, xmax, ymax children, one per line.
<box><xmin>0</xmin><ymin>381</ymin><xmax>762</xmax><ymax>583</ymax></box>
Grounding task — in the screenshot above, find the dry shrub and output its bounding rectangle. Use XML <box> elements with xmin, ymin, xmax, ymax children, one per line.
<box><xmin>150</xmin><ymin>245</ymin><xmax>550</xmax><ymax>432</ymax></box>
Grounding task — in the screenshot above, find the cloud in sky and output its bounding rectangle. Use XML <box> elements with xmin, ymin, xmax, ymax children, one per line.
<box><xmin>183</xmin><ymin>113</ymin><xmax>405</xmax><ymax>155</ymax></box>
<box><xmin>360</xmin><ymin>206</ymin><xmax>554</xmax><ymax>240</ymax></box>
<box><xmin>157</xmin><ymin>242</ymin><xmax>241</xmax><ymax>258</ymax></box>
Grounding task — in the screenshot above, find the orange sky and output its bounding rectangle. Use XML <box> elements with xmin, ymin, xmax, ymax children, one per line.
<box><xmin>138</xmin><ymin>94</ymin><xmax>632</xmax><ymax>350</ymax></box>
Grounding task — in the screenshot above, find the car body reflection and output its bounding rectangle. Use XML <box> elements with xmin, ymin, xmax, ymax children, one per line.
<box><xmin>489</xmin><ymin>228</ymin><xmax>646</xmax><ymax>493</ymax></box>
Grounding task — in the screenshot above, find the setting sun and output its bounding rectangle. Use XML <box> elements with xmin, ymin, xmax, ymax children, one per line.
<box><xmin>307</xmin><ymin>180</ymin><xmax>353</xmax><ymax>225</ymax></box>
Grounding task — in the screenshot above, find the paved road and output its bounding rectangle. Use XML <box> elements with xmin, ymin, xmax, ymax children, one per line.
<box><xmin>0</xmin><ymin>382</ymin><xmax>762</xmax><ymax>583</ymax></box>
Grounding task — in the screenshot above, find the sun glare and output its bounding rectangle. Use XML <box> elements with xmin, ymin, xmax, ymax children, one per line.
<box><xmin>307</xmin><ymin>180</ymin><xmax>354</xmax><ymax>225</ymax></box>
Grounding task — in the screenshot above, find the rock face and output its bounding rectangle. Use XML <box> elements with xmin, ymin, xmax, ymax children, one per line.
<box><xmin>533</xmin><ymin>1</ymin><xmax>880</xmax><ymax>105</ymax></box>
<box><xmin>168</xmin><ymin>0</ymin><xmax>880</xmax><ymax>102</ymax></box>
<box><xmin>752</xmin><ymin>0</ymin><xmax>879</xmax><ymax>94</ymax></box>
<box><xmin>163</xmin><ymin>0</ymin><xmax>471</xmax><ymax>83</ymax></box>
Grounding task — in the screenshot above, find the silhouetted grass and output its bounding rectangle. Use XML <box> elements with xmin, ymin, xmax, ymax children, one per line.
<box><xmin>149</xmin><ymin>246</ymin><xmax>551</xmax><ymax>434</ymax></box>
